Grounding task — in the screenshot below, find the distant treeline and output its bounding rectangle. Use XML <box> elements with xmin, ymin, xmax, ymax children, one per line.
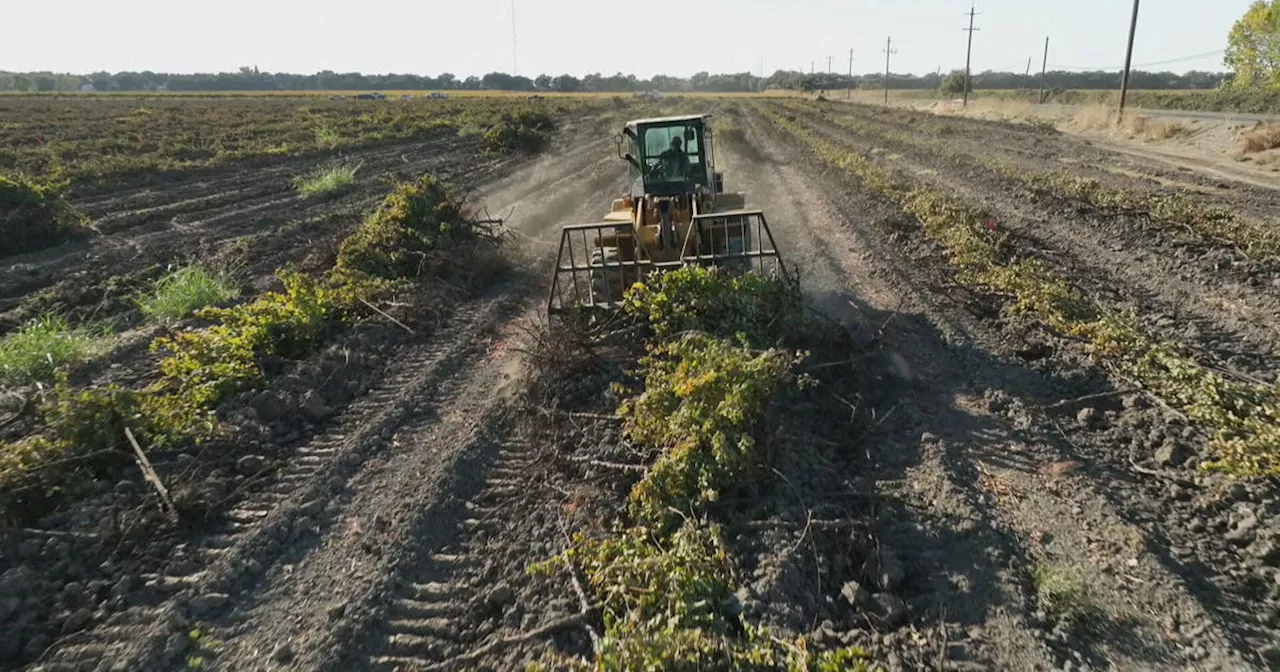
<box><xmin>0</xmin><ymin>67</ymin><xmax>1233</xmax><ymax>94</ymax></box>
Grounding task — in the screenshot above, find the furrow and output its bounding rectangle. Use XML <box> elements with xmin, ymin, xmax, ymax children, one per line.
<box><xmin>30</xmin><ymin>293</ymin><xmax>514</xmax><ymax>672</ymax></box>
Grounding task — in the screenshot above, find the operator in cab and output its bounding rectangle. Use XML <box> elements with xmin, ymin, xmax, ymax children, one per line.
<box><xmin>659</xmin><ymin>135</ymin><xmax>692</xmax><ymax>180</ymax></box>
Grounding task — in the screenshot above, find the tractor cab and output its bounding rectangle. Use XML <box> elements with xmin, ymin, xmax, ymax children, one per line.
<box><xmin>616</xmin><ymin>115</ymin><xmax>719</xmax><ymax>198</ymax></box>
<box><xmin>547</xmin><ymin>113</ymin><xmax>786</xmax><ymax>315</ymax></box>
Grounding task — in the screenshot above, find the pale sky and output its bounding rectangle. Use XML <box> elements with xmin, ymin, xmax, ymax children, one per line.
<box><xmin>3</xmin><ymin>0</ymin><xmax>1247</xmax><ymax>77</ymax></box>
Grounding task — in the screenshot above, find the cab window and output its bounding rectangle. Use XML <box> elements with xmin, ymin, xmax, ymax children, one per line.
<box><xmin>641</xmin><ymin>125</ymin><xmax>702</xmax><ymax>184</ymax></box>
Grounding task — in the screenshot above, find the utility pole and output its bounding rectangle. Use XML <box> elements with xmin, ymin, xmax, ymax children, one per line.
<box><xmin>848</xmin><ymin>48</ymin><xmax>854</xmax><ymax>98</ymax></box>
<box><xmin>1118</xmin><ymin>0</ymin><xmax>1141</xmax><ymax>117</ymax></box>
<box><xmin>510</xmin><ymin>0</ymin><xmax>518</xmax><ymax>74</ymax></box>
<box><xmin>1023</xmin><ymin>57</ymin><xmax>1031</xmax><ymax>92</ymax></box>
<box><xmin>759</xmin><ymin>56</ymin><xmax>764</xmax><ymax>92</ymax></box>
<box><xmin>828</xmin><ymin>55</ymin><xmax>834</xmax><ymax>74</ymax></box>
<box><xmin>883</xmin><ymin>36</ymin><xmax>897</xmax><ymax>104</ymax></box>
<box><xmin>962</xmin><ymin>2</ymin><xmax>980</xmax><ymax>106</ymax></box>
<box><xmin>1038</xmin><ymin>37</ymin><xmax>1049</xmax><ymax>104</ymax></box>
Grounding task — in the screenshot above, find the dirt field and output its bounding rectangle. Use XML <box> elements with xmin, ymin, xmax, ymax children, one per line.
<box><xmin>3</xmin><ymin>95</ymin><xmax>1280</xmax><ymax>671</ymax></box>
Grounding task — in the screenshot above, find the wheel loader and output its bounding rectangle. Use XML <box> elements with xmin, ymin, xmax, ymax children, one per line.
<box><xmin>547</xmin><ymin>114</ymin><xmax>787</xmax><ymax>314</ymax></box>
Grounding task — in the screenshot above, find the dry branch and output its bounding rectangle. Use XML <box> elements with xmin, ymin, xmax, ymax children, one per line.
<box><xmin>124</xmin><ymin>427</ymin><xmax>178</xmax><ymax>523</ymax></box>
<box><xmin>357</xmin><ymin>297</ymin><xmax>415</xmax><ymax>334</ymax></box>
<box><xmin>426</xmin><ymin>611</ymin><xmax>599</xmax><ymax>671</ymax></box>
<box><xmin>1036</xmin><ymin>389</ymin><xmax>1129</xmax><ymax>411</ymax></box>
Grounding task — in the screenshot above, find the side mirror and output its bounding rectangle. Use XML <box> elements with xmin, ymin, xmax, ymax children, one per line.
<box><xmin>685</xmin><ymin>127</ymin><xmax>696</xmax><ymax>142</ymax></box>
<box><xmin>614</xmin><ymin>134</ymin><xmax>626</xmax><ymax>160</ymax></box>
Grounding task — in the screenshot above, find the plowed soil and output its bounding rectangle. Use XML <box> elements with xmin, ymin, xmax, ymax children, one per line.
<box><xmin>4</xmin><ymin>98</ymin><xmax>1280</xmax><ymax>672</ymax></box>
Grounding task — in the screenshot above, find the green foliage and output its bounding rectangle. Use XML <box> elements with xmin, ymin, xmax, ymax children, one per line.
<box><xmin>292</xmin><ymin>163</ymin><xmax>359</xmax><ymax>197</ymax></box>
<box><xmin>334</xmin><ymin>174</ymin><xmax>469</xmax><ymax>282</ymax></box>
<box><xmin>940</xmin><ymin>72</ymin><xmax>967</xmax><ymax>97</ymax></box>
<box><xmin>620</xmin><ymin>334</ymin><xmax>802</xmax><ymax>527</ymax></box>
<box><xmin>570</xmin><ymin>523</ymin><xmax>737</xmax><ymax>635</ymax></box>
<box><xmin>0</xmin><ymin>315</ymin><xmax>106</xmax><ymax>386</ymax></box>
<box><xmin>482</xmin><ymin>108</ymin><xmax>556</xmax><ymax>153</ymax></box>
<box><xmin>0</xmin><ymin>379</ymin><xmax>213</xmax><ymax>524</ymax></box>
<box><xmin>1033</xmin><ymin>563</ymin><xmax>1101</xmax><ymax>627</ymax></box>
<box><xmin>623</xmin><ymin>267</ymin><xmax>802</xmax><ymax>347</ymax></box>
<box><xmin>0</xmin><ymin>173</ymin><xmax>88</xmax><ymax>257</ymax></box>
<box><xmin>152</xmin><ymin>270</ymin><xmax>345</xmax><ymax>408</ymax></box>
<box><xmin>577</xmin><ymin>624</ymin><xmax>868</xmax><ymax>671</ymax></box>
<box><xmin>138</xmin><ymin>265</ymin><xmax>240</xmax><ymax>320</ymax></box>
<box><xmin>537</xmin><ymin>523</ymin><xmax>869</xmax><ymax>672</ymax></box>
<box><xmin>529</xmin><ymin>230</ymin><xmax>861</xmax><ymax>670</ymax></box>
<box><xmin>1226</xmin><ymin>1</ymin><xmax>1280</xmax><ymax>90</ymax></box>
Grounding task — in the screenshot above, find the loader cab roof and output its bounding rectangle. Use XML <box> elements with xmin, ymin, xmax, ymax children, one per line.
<box><xmin>624</xmin><ymin>114</ymin><xmax>711</xmax><ymax>132</ymax></box>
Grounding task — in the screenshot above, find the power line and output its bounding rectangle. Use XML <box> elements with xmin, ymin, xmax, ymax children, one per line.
<box><xmin>1049</xmin><ymin>49</ymin><xmax>1223</xmax><ymax>72</ymax></box>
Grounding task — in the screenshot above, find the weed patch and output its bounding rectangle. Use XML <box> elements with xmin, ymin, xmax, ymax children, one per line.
<box><xmin>152</xmin><ymin>270</ymin><xmax>346</xmax><ymax>409</ymax></box>
<box><xmin>1033</xmin><ymin>563</ymin><xmax>1101</xmax><ymax>627</ymax></box>
<box><xmin>138</xmin><ymin>265</ymin><xmax>240</xmax><ymax>320</ymax></box>
<box><xmin>292</xmin><ymin>163</ymin><xmax>359</xmax><ymax>197</ymax></box>
<box><xmin>0</xmin><ymin>315</ymin><xmax>107</xmax><ymax>387</ymax></box>
<box><xmin>0</xmin><ymin>173</ymin><xmax>88</xmax><ymax>257</ymax></box>
<box><xmin>313</xmin><ymin>124</ymin><xmax>341</xmax><ymax>149</ymax></box>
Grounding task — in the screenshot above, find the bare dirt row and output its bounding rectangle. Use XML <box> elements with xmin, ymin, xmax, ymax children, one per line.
<box><xmin>728</xmin><ymin>100</ymin><xmax>1279</xmax><ymax>670</ymax></box>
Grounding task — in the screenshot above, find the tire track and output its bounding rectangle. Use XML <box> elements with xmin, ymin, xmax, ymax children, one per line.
<box><xmin>29</xmin><ymin>294</ymin><xmax>517</xmax><ymax>672</ymax></box>
<box><xmin>197</xmin><ymin>143</ymin><xmax>628</xmax><ymax>671</ymax></box>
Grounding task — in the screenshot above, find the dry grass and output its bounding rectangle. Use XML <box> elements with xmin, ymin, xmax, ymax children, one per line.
<box><xmin>1065</xmin><ymin>106</ymin><xmax>1190</xmax><ymax>141</ymax></box>
<box><xmin>1241</xmin><ymin>123</ymin><xmax>1280</xmax><ymax>154</ymax></box>
<box><xmin>1128</xmin><ymin>115</ymin><xmax>1191</xmax><ymax>141</ymax></box>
